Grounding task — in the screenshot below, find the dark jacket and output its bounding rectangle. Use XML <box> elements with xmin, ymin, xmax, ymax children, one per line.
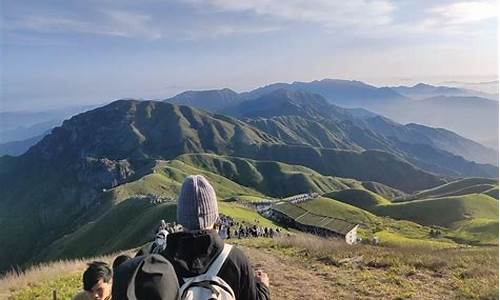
<box><xmin>162</xmin><ymin>230</ymin><xmax>270</xmax><ymax>300</ymax></box>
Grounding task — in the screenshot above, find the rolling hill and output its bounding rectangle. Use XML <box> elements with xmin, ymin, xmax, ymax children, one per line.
<box><xmin>401</xmin><ymin>178</ymin><xmax>499</xmax><ymax>201</ymax></box>
<box><xmin>373</xmin><ymin>194</ymin><xmax>498</xmax><ymax>228</ymax></box>
<box><xmin>164</xmin><ymin>88</ymin><xmax>497</xmax><ymax>176</ymax></box>
<box><xmin>323</xmin><ymin>189</ymin><xmax>391</xmax><ymax>210</ymax></box>
<box><xmin>0</xmin><ymin>98</ymin><xmax>495</xmax><ymax>275</ymax></box>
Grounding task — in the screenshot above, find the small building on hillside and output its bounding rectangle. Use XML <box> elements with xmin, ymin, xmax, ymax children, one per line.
<box><xmin>265</xmin><ymin>202</ymin><xmax>359</xmax><ymax>245</ymax></box>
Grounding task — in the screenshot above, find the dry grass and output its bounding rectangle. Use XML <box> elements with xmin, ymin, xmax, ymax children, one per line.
<box><xmin>254</xmin><ymin>234</ymin><xmax>499</xmax><ymax>299</ymax></box>
<box><xmin>0</xmin><ymin>250</ymin><xmax>134</xmax><ymax>299</ymax></box>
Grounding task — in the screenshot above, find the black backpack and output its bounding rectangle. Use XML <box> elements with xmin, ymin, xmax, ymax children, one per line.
<box><xmin>112</xmin><ymin>254</ymin><xmax>179</xmax><ymax>300</ymax></box>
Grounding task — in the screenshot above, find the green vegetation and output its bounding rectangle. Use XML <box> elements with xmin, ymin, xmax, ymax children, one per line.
<box><xmin>274</xmin><ymin>197</ymin><xmax>460</xmax><ymax>246</ymax></box>
<box><xmin>6</xmin><ymin>236</ymin><xmax>498</xmax><ymax>300</ymax></box>
<box><xmin>401</xmin><ymin>177</ymin><xmax>499</xmax><ymax>201</ymax></box>
<box><xmin>176</xmin><ymin>153</ymin><xmax>365</xmax><ymax>197</ymax></box>
<box><xmin>10</xmin><ymin>273</ymin><xmax>81</xmax><ymax>300</ymax></box>
<box><xmin>360</xmin><ymin>181</ymin><xmax>406</xmax><ymax>200</ymax></box>
<box><xmin>272</xmin><ymin>234</ymin><xmax>498</xmax><ymax>299</ymax></box>
<box><xmin>324</xmin><ymin>189</ymin><xmax>391</xmax><ymax>210</ymax></box>
<box><xmin>219</xmin><ymin>202</ymin><xmax>279</xmax><ymax>228</ymax></box>
<box><xmin>375</xmin><ymin>194</ymin><xmax>498</xmax><ymax>228</ymax></box>
<box><xmin>298</xmin><ymin>197</ymin><xmax>378</xmax><ymax>225</ymax></box>
<box><xmin>452</xmin><ymin>218</ymin><xmax>499</xmax><ymax>245</ymax></box>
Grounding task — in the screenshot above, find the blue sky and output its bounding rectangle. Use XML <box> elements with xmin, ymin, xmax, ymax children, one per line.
<box><xmin>1</xmin><ymin>0</ymin><xmax>498</xmax><ymax>111</ymax></box>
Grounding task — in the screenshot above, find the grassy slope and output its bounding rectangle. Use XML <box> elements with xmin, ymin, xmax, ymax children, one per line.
<box><xmin>280</xmin><ymin>197</ymin><xmax>458</xmax><ymax>247</ymax></box>
<box><xmin>298</xmin><ymin>197</ymin><xmax>378</xmax><ymax>225</ymax></box>
<box><xmin>360</xmin><ymin>181</ymin><xmax>406</xmax><ymax>200</ymax></box>
<box><xmin>402</xmin><ymin>177</ymin><xmax>498</xmax><ymax>201</ymax></box>
<box><xmin>324</xmin><ymin>189</ymin><xmax>391</xmax><ymax>210</ymax></box>
<box><xmin>176</xmin><ymin>153</ymin><xmax>364</xmax><ymax>197</ymax></box>
<box><xmin>7</xmin><ymin>236</ymin><xmax>497</xmax><ymax>300</ymax></box>
<box><xmin>37</xmin><ymin>158</ymin><xmax>278</xmax><ymax>262</ymax></box>
<box><xmin>374</xmin><ymin>194</ymin><xmax>498</xmax><ymax>228</ymax></box>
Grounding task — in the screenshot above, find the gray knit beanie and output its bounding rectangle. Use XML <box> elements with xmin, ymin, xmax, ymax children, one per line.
<box><xmin>177</xmin><ymin>175</ymin><xmax>219</xmax><ymax>230</ymax></box>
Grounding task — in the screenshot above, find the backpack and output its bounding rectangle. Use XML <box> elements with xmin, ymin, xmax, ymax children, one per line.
<box><xmin>178</xmin><ymin>244</ymin><xmax>235</xmax><ymax>300</ymax></box>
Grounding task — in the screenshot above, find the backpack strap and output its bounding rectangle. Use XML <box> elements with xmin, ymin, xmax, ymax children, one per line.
<box><xmin>205</xmin><ymin>244</ymin><xmax>233</xmax><ymax>278</ymax></box>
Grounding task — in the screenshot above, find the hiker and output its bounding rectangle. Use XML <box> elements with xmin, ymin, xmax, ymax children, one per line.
<box><xmin>73</xmin><ymin>261</ymin><xmax>113</xmax><ymax>300</ymax></box>
<box><xmin>136</xmin><ymin>229</ymin><xmax>169</xmax><ymax>256</ymax></box>
<box><xmin>153</xmin><ymin>229</ymin><xmax>169</xmax><ymax>253</ymax></box>
<box><xmin>162</xmin><ymin>175</ymin><xmax>271</xmax><ymax>300</ymax></box>
<box><xmin>112</xmin><ymin>254</ymin><xmax>179</xmax><ymax>300</ymax></box>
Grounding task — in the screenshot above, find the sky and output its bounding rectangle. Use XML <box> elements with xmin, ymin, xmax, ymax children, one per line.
<box><xmin>1</xmin><ymin>0</ymin><xmax>498</xmax><ymax>111</ymax></box>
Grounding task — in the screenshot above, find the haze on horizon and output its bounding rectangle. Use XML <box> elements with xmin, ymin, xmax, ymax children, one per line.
<box><xmin>1</xmin><ymin>0</ymin><xmax>498</xmax><ymax>112</ymax></box>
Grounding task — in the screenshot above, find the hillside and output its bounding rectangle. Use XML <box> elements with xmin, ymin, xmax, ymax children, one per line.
<box><xmin>402</xmin><ymin>178</ymin><xmax>499</xmax><ymax>201</ymax></box>
<box><xmin>364</xmin><ymin>117</ymin><xmax>498</xmax><ymax>166</ymax></box>
<box><xmin>324</xmin><ymin>189</ymin><xmax>391</xmax><ymax>210</ymax></box>
<box><xmin>242</xmin><ymin>79</ymin><xmax>407</xmax><ymax>108</ymax></box>
<box><xmin>374</xmin><ymin>194</ymin><xmax>498</xmax><ymax>228</ymax></box>
<box><xmin>164</xmin><ymin>88</ymin><xmax>244</xmax><ymax>112</ymax></box>
<box><xmin>238</xmin><ymin>143</ymin><xmax>444</xmax><ymax>193</ymax></box>
<box><xmin>1</xmin><ymin>98</ymin><xmax>496</xmax><ymax>276</ymax></box>
<box><xmin>176</xmin><ymin>153</ymin><xmax>367</xmax><ymax>197</ymax></box>
<box><xmin>162</xmin><ymin>88</ymin><xmax>497</xmax><ymax>177</ymax></box>
<box><xmin>241</xmin><ymin>80</ymin><xmax>498</xmax><ymax>154</ymax></box>
<box><xmin>3</xmin><ymin>236</ymin><xmax>498</xmax><ymax>300</ymax></box>
<box><xmin>227</xmin><ymin>90</ymin><xmax>498</xmax><ymax>177</ymax></box>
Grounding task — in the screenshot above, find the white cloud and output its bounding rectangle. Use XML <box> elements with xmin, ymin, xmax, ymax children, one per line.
<box><xmin>431</xmin><ymin>1</ymin><xmax>498</xmax><ymax>25</ymax></box>
<box><xmin>11</xmin><ymin>10</ymin><xmax>163</xmax><ymax>40</ymax></box>
<box><xmin>189</xmin><ymin>0</ymin><xmax>396</xmax><ymax>28</ymax></box>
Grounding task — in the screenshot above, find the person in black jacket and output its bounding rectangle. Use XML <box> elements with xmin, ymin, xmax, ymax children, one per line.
<box><xmin>162</xmin><ymin>175</ymin><xmax>270</xmax><ymax>300</ymax></box>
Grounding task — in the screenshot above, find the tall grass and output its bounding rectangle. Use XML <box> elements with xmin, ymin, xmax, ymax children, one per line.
<box><xmin>0</xmin><ymin>251</ymin><xmax>133</xmax><ymax>299</ymax></box>
<box><xmin>274</xmin><ymin>234</ymin><xmax>498</xmax><ymax>299</ymax></box>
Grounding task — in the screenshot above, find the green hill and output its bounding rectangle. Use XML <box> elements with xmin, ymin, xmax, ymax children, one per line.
<box><xmin>374</xmin><ymin>194</ymin><xmax>498</xmax><ymax>228</ymax></box>
<box><xmin>34</xmin><ymin>159</ymin><xmax>274</xmax><ymax>262</ymax></box>
<box><xmin>272</xmin><ymin>197</ymin><xmax>459</xmax><ymax>247</ymax></box>
<box><xmin>402</xmin><ymin>178</ymin><xmax>498</xmax><ymax>201</ymax></box>
<box><xmin>360</xmin><ymin>181</ymin><xmax>406</xmax><ymax>200</ymax></box>
<box><xmin>176</xmin><ymin>153</ymin><xmax>365</xmax><ymax>197</ymax></box>
<box><xmin>297</xmin><ymin>197</ymin><xmax>378</xmax><ymax>225</ymax></box>
<box><xmin>238</xmin><ymin>143</ymin><xmax>444</xmax><ymax>193</ymax></box>
<box><xmin>483</xmin><ymin>187</ymin><xmax>499</xmax><ymax>199</ymax></box>
<box><xmin>323</xmin><ymin>189</ymin><xmax>391</xmax><ymax>210</ymax></box>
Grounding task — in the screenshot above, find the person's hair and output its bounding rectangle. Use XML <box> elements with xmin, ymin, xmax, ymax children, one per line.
<box><xmin>83</xmin><ymin>261</ymin><xmax>113</xmax><ymax>291</ymax></box>
<box><xmin>112</xmin><ymin>255</ymin><xmax>131</xmax><ymax>271</ymax></box>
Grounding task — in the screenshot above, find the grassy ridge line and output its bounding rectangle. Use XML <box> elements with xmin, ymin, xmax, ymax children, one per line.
<box><xmin>374</xmin><ymin>194</ymin><xmax>498</xmax><ymax>228</ymax></box>
<box><xmin>37</xmin><ymin>159</ymin><xmax>274</xmax><ymax>263</ymax></box>
<box><xmin>401</xmin><ymin>177</ymin><xmax>498</xmax><ymax>201</ymax></box>
<box><xmin>175</xmin><ymin>153</ymin><xmax>365</xmax><ymax>197</ymax></box>
<box><xmin>323</xmin><ymin>189</ymin><xmax>391</xmax><ymax>210</ymax></box>
<box><xmin>6</xmin><ymin>235</ymin><xmax>498</xmax><ymax>300</ymax></box>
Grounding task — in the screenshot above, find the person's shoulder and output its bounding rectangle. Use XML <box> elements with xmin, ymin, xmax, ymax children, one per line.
<box><xmin>72</xmin><ymin>290</ymin><xmax>93</xmax><ymax>300</ymax></box>
<box><xmin>227</xmin><ymin>244</ymin><xmax>251</xmax><ymax>265</ymax></box>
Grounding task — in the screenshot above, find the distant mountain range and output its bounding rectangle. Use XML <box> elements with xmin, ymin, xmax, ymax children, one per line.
<box><xmin>0</xmin><ymin>99</ymin><xmax>450</xmax><ymax>272</ymax></box>
<box><xmin>165</xmin><ymin>79</ymin><xmax>499</xmax><ymax>150</ymax></box>
<box><xmin>166</xmin><ymin>88</ymin><xmax>498</xmax><ymax>168</ymax></box>
<box><xmin>1</xmin><ymin>88</ymin><xmax>498</xmax><ymax>274</ymax></box>
<box><xmin>5</xmin><ymin>79</ymin><xmax>496</xmax><ymax>157</ymax></box>
<box><xmin>391</xmin><ymin>83</ymin><xmax>498</xmax><ymax>100</ymax></box>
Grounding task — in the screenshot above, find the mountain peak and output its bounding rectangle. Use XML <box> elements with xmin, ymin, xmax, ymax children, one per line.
<box><xmin>413</xmin><ymin>83</ymin><xmax>434</xmax><ymax>89</ymax></box>
<box><xmin>164</xmin><ymin>88</ymin><xmax>242</xmax><ymax>112</ymax></box>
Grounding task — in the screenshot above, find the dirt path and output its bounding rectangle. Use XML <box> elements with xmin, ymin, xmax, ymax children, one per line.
<box><xmin>241</xmin><ymin>246</ymin><xmax>456</xmax><ymax>300</ymax></box>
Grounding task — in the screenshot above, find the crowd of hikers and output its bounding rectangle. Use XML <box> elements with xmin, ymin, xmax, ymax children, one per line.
<box><xmin>73</xmin><ymin>175</ymin><xmax>271</xmax><ymax>300</ymax></box>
